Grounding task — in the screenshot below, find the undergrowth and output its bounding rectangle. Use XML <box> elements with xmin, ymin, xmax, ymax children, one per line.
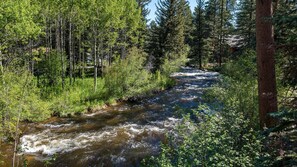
<box><xmin>0</xmin><ymin>47</ymin><xmax>183</xmax><ymax>141</ymax></box>
<box><xmin>143</xmin><ymin>49</ymin><xmax>297</xmax><ymax>166</ymax></box>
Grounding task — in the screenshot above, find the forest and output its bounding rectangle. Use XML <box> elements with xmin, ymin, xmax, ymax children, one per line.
<box><xmin>0</xmin><ymin>0</ymin><xmax>296</xmax><ymax>166</ymax></box>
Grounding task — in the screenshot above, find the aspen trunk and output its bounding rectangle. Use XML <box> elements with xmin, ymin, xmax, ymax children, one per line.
<box><xmin>82</xmin><ymin>48</ymin><xmax>85</xmax><ymax>79</ymax></box>
<box><xmin>56</xmin><ymin>15</ymin><xmax>61</xmax><ymax>52</ymax></box>
<box><xmin>79</xmin><ymin>37</ymin><xmax>82</xmax><ymax>77</ymax></box>
<box><xmin>69</xmin><ymin>21</ymin><xmax>73</xmax><ymax>85</ymax></box>
<box><xmin>93</xmin><ymin>32</ymin><xmax>97</xmax><ymax>91</ymax></box>
<box><xmin>61</xmin><ymin>18</ymin><xmax>65</xmax><ymax>89</ymax></box>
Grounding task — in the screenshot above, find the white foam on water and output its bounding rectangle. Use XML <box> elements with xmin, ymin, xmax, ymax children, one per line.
<box><xmin>43</xmin><ymin>122</ymin><xmax>73</xmax><ymax>128</ymax></box>
<box><xmin>168</xmin><ymin>117</ymin><xmax>181</xmax><ymax>122</ymax></box>
<box><xmin>171</xmin><ymin>69</ymin><xmax>219</xmax><ymax>78</ymax></box>
<box><xmin>111</xmin><ymin>155</ymin><xmax>126</xmax><ymax>164</ymax></box>
<box><xmin>180</xmin><ymin>95</ymin><xmax>198</xmax><ymax>101</ymax></box>
<box><xmin>19</xmin><ymin>67</ymin><xmax>219</xmax><ymax>163</ymax></box>
<box><xmin>84</xmin><ymin>110</ymin><xmax>107</xmax><ymax>117</ymax></box>
<box><xmin>171</xmin><ymin>72</ymin><xmax>202</xmax><ymax>77</ymax></box>
<box><xmin>130</xmin><ymin>141</ymin><xmax>150</xmax><ymax>149</ymax></box>
<box><xmin>20</xmin><ymin>121</ymin><xmax>170</xmax><ymax>156</ymax></box>
<box><xmin>149</xmin><ymin>117</ymin><xmax>182</xmax><ymax>130</ymax></box>
<box><xmin>20</xmin><ymin>129</ymin><xmax>119</xmax><ymax>155</ymax></box>
<box><xmin>117</xmin><ymin>106</ymin><xmax>130</xmax><ymax>111</ymax></box>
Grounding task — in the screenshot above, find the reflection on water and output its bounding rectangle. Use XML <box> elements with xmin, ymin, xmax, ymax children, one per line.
<box><xmin>1</xmin><ymin>67</ymin><xmax>219</xmax><ymax>167</ymax></box>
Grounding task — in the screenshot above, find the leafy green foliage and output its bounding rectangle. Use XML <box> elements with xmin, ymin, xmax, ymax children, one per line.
<box><xmin>48</xmin><ymin>78</ymin><xmax>106</xmax><ymax>116</ymax></box>
<box><xmin>143</xmin><ymin>50</ymin><xmax>274</xmax><ymax>167</ymax></box>
<box><xmin>262</xmin><ymin>108</ymin><xmax>297</xmax><ymax>166</ymax></box>
<box><xmin>220</xmin><ymin>49</ymin><xmax>257</xmax><ymax>81</ymax></box>
<box><xmin>161</xmin><ymin>51</ymin><xmax>188</xmax><ymax>77</ymax></box>
<box><xmin>143</xmin><ymin>106</ymin><xmax>263</xmax><ymax>167</ymax></box>
<box><xmin>205</xmin><ymin>77</ymin><xmax>258</xmax><ymax>128</ymax></box>
<box><xmin>0</xmin><ymin>0</ymin><xmax>42</xmax><ymax>43</ymax></box>
<box><xmin>105</xmin><ymin>47</ymin><xmax>155</xmax><ymax>98</ymax></box>
<box><xmin>205</xmin><ymin>49</ymin><xmax>259</xmax><ymax>127</ymax></box>
<box><xmin>0</xmin><ymin>69</ymin><xmax>50</xmax><ymax>140</ymax></box>
<box><xmin>36</xmin><ymin>50</ymin><xmax>66</xmax><ymax>96</ymax></box>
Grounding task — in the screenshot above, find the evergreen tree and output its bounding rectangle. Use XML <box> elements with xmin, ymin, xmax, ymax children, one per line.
<box><xmin>192</xmin><ymin>0</ymin><xmax>207</xmax><ymax>69</ymax></box>
<box><xmin>147</xmin><ymin>21</ymin><xmax>161</xmax><ymax>69</ymax></box>
<box><xmin>274</xmin><ymin>1</ymin><xmax>297</xmax><ymax>96</ymax></box>
<box><xmin>204</xmin><ymin>0</ymin><xmax>220</xmax><ymax>63</ymax></box>
<box><xmin>136</xmin><ymin>0</ymin><xmax>152</xmax><ymax>49</ymax></box>
<box><xmin>180</xmin><ymin>0</ymin><xmax>194</xmax><ymax>46</ymax></box>
<box><xmin>204</xmin><ymin>0</ymin><xmax>235</xmax><ymax>65</ymax></box>
<box><xmin>136</xmin><ymin>0</ymin><xmax>152</xmax><ymax>22</ymax></box>
<box><xmin>153</xmin><ymin>0</ymin><xmax>187</xmax><ymax>70</ymax></box>
<box><xmin>236</xmin><ymin>0</ymin><xmax>256</xmax><ymax>48</ymax></box>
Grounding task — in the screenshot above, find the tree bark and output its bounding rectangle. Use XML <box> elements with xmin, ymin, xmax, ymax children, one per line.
<box><xmin>256</xmin><ymin>0</ymin><xmax>278</xmax><ymax>128</ymax></box>
<box><xmin>49</xmin><ymin>18</ymin><xmax>53</xmax><ymax>50</ymax></box>
<box><xmin>69</xmin><ymin>21</ymin><xmax>73</xmax><ymax>85</ymax></box>
<box><xmin>219</xmin><ymin>0</ymin><xmax>224</xmax><ymax>67</ymax></box>
<box><xmin>82</xmin><ymin>48</ymin><xmax>85</xmax><ymax>79</ymax></box>
<box><xmin>61</xmin><ymin>18</ymin><xmax>65</xmax><ymax>89</ymax></box>
<box><xmin>198</xmin><ymin>0</ymin><xmax>203</xmax><ymax>69</ymax></box>
<box><xmin>78</xmin><ymin>36</ymin><xmax>81</xmax><ymax>77</ymax></box>
<box><xmin>93</xmin><ymin>29</ymin><xmax>97</xmax><ymax>91</ymax></box>
<box><xmin>0</xmin><ymin>54</ymin><xmax>3</xmax><ymax>75</ymax></box>
<box><xmin>56</xmin><ymin>15</ymin><xmax>61</xmax><ymax>52</ymax></box>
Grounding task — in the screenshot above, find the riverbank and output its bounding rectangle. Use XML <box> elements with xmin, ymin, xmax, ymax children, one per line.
<box><xmin>0</xmin><ymin>79</ymin><xmax>173</xmax><ymax>167</ymax></box>
<box><xmin>0</xmin><ymin>67</ymin><xmax>219</xmax><ymax>166</ymax></box>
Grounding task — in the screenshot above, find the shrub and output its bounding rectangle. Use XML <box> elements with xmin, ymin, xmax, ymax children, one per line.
<box><xmin>204</xmin><ymin>78</ymin><xmax>259</xmax><ymax>128</ymax></box>
<box><xmin>143</xmin><ymin>50</ymin><xmax>267</xmax><ymax>166</ymax></box>
<box><xmin>143</xmin><ymin>106</ymin><xmax>263</xmax><ymax>167</ymax></box>
<box><xmin>154</xmin><ymin>70</ymin><xmax>176</xmax><ymax>90</ymax></box>
<box><xmin>0</xmin><ymin>69</ymin><xmax>50</xmax><ymax>140</ymax></box>
<box><xmin>104</xmin><ymin>47</ymin><xmax>153</xmax><ymax>98</ymax></box>
<box><xmin>36</xmin><ymin>50</ymin><xmax>67</xmax><ymax>96</ymax></box>
<box><xmin>161</xmin><ymin>51</ymin><xmax>188</xmax><ymax>77</ymax></box>
<box><xmin>221</xmin><ymin>49</ymin><xmax>257</xmax><ymax>82</ymax></box>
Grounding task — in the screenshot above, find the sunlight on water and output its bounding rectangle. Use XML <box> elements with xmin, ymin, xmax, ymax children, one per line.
<box><xmin>17</xmin><ymin>67</ymin><xmax>219</xmax><ymax>166</ymax></box>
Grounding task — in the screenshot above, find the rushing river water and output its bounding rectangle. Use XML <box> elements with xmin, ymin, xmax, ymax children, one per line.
<box><xmin>1</xmin><ymin>67</ymin><xmax>219</xmax><ymax>167</ymax></box>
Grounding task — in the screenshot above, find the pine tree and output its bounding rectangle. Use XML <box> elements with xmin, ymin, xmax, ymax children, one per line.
<box><xmin>204</xmin><ymin>0</ymin><xmax>220</xmax><ymax>63</ymax></box>
<box><xmin>236</xmin><ymin>0</ymin><xmax>256</xmax><ymax>48</ymax></box>
<box><xmin>136</xmin><ymin>0</ymin><xmax>152</xmax><ymax>22</ymax></box>
<box><xmin>192</xmin><ymin>0</ymin><xmax>207</xmax><ymax>69</ymax></box>
<box><xmin>256</xmin><ymin>0</ymin><xmax>278</xmax><ymax>128</ymax></box>
<box><xmin>147</xmin><ymin>21</ymin><xmax>162</xmax><ymax>69</ymax></box>
<box><xmin>153</xmin><ymin>0</ymin><xmax>187</xmax><ymax>69</ymax></box>
<box><xmin>136</xmin><ymin>0</ymin><xmax>152</xmax><ymax>49</ymax></box>
<box><xmin>180</xmin><ymin>0</ymin><xmax>194</xmax><ymax>46</ymax></box>
<box><xmin>273</xmin><ymin>1</ymin><xmax>297</xmax><ymax>101</ymax></box>
<box><xmin>204</xmin><ymin>0</ymin><xmax>235</xmax><ymax>65</ymax></box>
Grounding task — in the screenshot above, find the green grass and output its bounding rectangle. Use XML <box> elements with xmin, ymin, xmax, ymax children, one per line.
<box><xmin>45</xmin><ymin>73</ymin><xmax>175</xmax><ymax>117</ymax></box>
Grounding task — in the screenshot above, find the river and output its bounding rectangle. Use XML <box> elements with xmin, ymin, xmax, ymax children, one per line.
<box><xmin>0</xmin><ymin>67</ymin><xmax>219</xmax><ymax>167</ymax></box>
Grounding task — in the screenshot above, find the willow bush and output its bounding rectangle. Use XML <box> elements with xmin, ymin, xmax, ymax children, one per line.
<box><xmin>0</xmin><ymin>69</ymin><xmax>50</xmax><ymax>141</ymax></box>
<box><xmin>105</xmin><ymin>47</ymin><xmax>156</xmax><ymax>98</ymax></box>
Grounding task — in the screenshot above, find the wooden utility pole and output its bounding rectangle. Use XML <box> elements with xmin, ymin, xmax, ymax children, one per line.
<box><xmin>256</xmin><ymin>0</ymin><xmax>278</xmax><ymax>128</ymax></box>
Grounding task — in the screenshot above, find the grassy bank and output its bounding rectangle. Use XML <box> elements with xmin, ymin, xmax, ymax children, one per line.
<box><xmin>0</xmin><ymin>47</ymin><xmax>185</xmax><ymax>142</ymax></box>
